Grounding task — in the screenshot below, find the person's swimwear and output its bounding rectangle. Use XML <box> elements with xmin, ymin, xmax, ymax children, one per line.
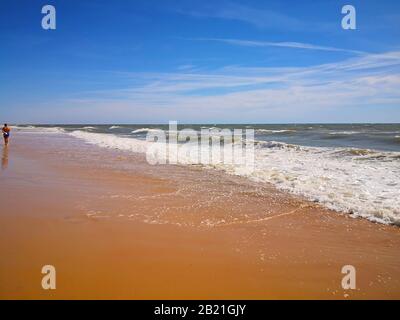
<box><xmin>2</xmin><ymin>128</ymin><xmax>10</xmax><ymax>139</ymax></box>
<box><xmin>2</xmin><ymin>126</ymin><xmax>10</xmax><ymax>145</ymax></box>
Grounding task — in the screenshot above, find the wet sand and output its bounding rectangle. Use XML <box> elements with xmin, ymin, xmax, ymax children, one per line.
<box><xmin>0</xmin><ymin>131</ymin><xmax>399</xmax><ymax>299</ymax></box>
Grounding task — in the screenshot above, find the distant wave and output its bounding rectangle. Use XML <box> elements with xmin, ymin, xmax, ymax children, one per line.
<box><xmin>256</xmin><ymin>129</ymin><xmax>296</xmax><ymax>134</ymax></box>
<box><xmin>328</xmin><ymin>131</ymin><xmax>359</xmax><ymax>135</ymax></box>
<box><xmin>109</xmin><ymin>126</ymin><xmax>122</xmax><ymax>129</ymax></box>
<box><xmin>199</xmin><ymin>126</ymin><xmax>223</xmax><ymax>131</ymax></box>
<box><xmin>13</xmin><ymin>126</ymin><xmax>65</xmax><ymax>134</ymax></box>
<box><xmin>12</xmin><ymin>125</ymin><xmax>36</xmax><ymax>129</ymax></box>
<box><xmin>131</xmin><ymin>128</ymin><xmax>160</xmax><ymax>134</ymax></box>
<box><xmin>323</xmin><ymin>131</ymin><xmax>360</xmax><ymax>139</ymax></box>
<box><xmin>256</xmin><ymin>140</ymin><xmax>302</xmax><ymax>150</ymax></box>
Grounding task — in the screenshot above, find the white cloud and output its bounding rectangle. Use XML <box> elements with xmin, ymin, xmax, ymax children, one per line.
<box><xmin>192</xmin><ymin>38</ymin><xmax>366</xmax><ymax>55</ymax></box>
<box><xmin>43</xmin><ymin>51</ymin><xmax>400</xmax><ymax>123</ymax></box>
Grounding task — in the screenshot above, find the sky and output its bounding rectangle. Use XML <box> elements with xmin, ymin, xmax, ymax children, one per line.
<box><xmin>0</xmin><ymin>0</ymin><xmax>399</xmax><ymax>124</ymax></box>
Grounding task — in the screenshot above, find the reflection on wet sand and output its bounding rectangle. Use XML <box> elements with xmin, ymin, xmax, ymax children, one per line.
<box><xmin>2</xmin><ymin>146</ymin><xmax>8</xmax><ymax>170</ymax></box>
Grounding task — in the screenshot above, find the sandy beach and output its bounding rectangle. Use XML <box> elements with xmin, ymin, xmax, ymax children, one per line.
<box><xmin>0</xmin><ymin>130</ymin><xmax>399</xmax><ymax>300</ymax></box>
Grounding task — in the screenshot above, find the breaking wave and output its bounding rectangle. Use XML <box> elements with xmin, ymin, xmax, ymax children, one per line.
<box><xmin>64</xmin><ymin>129</ymin><xmax>400</xmax><ymax>226</ymax></box>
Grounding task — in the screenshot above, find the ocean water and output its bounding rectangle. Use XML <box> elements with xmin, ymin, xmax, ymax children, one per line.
<box><xmin>14</xmin><ymin>124</ymin><xmax>400</xmax><ymax>225</ymax></box>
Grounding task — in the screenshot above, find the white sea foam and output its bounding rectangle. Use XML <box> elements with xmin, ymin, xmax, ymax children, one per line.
<box><xmin>256</xmin><ymin>129</ymin><xmax>296</xmax><ymax>134</ymax></box>
<box><xmin>69</xmin><ymin>130</ymin><xmax>149</xmax><ymax>153</ymax></box>
<box><xmin>12</xmin><ymin>125</ymin><xmax>36</xmax><ymax>129</ymax></box>
<box><xmin>328</xmin><ymin>131</ymin><xmax>359</xmax><ymax>135</ymax></box>
<box><xmin>13</xmin><ymin>126</ymin><xmax>65</xmax><ymax>134</ymax></box>
<box><xmin>61</xmin><ymin>130</ymin><xmax>400</xmax><ymax>226</ymax></box>
<box><xmin>236</xmin><ymin>143</ymin><xmax>400</xmax><ymax>225</ymax></box>
<box><xmin>131</xmin><ymin>128</ymin><xmax>161</xmax><ymax>134</ymax></box>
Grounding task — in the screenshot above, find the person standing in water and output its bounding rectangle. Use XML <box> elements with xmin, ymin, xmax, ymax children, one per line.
<box><xmin>2</xmin><ymin>124</ymin><xmax>10</xmax><ymax>146</ymax></box>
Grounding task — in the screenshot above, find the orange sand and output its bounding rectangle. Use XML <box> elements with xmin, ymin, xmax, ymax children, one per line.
<box><xmin>0</xmin><ymin>132</ymin><xmax>399</xmax><ymax>299</ymax></box>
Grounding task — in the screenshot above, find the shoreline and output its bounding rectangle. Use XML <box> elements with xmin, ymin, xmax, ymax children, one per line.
<box><xmin>0</xmin><ymin>131</ymin><xmax>399</xmax><ymax>299</ymax></box>
<box><xmin>14</xmin><ymin>124</ymin><xmax>400</xmax><ymax>226</ymax></box>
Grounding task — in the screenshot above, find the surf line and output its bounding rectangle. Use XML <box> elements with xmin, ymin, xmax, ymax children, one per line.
<box><xmin>215</xmin><ymin>203</ymin><xmax>313</xmax><ymax>227</ymax></box>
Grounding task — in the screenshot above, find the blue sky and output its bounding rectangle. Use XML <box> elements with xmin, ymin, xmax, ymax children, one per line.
<box><xmin>0</xmin><ymin>0</ymin><xmax>399</xmax><ymax>124</ymax></box>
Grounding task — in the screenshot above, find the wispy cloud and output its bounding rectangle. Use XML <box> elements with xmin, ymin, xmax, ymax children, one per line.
<box><xmin>47</xmin><ymin>50</ymin><xmax>400</xmax><ymax>123</ymax></box>
<box><xmin>176</xmin><ymin>64</ymin><xmax>198</xmax><ymax>71</ymax></box>
<box><xmin>191</xmin><ymin>38</ymin><xmax>366</xmax><ymax>55</ymax></box>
